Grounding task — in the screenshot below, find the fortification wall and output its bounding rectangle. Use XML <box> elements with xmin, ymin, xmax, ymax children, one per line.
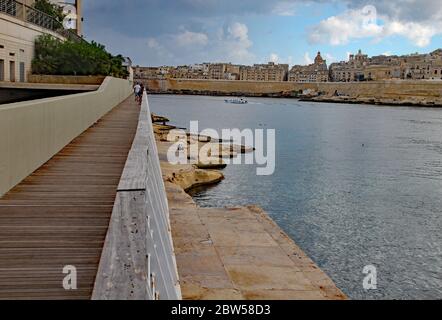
<box><xmin>144</xmin><ymin>79</ymin><xmax>442</xmax><ymax>105</ymax></box>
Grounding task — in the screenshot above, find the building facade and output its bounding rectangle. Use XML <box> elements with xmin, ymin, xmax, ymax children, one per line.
<box><xmin>0</xmin><ymin>0</ymin><xmax>82</xmax><ymax>82</ymax></box>
<box><xmin>133</xmin><ymin>49</ymin><xmax>442</xmax><ymax>84</ymax></box>
<box><xmin>288</xmin><ymin>52</ymin><xmax>328</xmax><ymax>82</ymax></box>
<box><xmin>239</xmin><ymin>62</ymin><xmax>288</xmax><ymax>81</ymax></box>
<box><xmin>329</xmin><ymin>49</ymin><xmax>442</xmax><ymax>82</ymax></box>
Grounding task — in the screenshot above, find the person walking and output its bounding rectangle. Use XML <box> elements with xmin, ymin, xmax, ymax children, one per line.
<box><xmin>138</xmin><ymin>83</ymin><xmax>145</xmax><ymax>105</ymax></box>
<box><xmin>134</xmin><ymin>82</ymin><xmax>141</xmax><ymax>103</ymax></box>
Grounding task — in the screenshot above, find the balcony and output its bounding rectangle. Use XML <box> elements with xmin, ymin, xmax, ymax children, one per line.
<box><xmin>0</xmin><ymin>0</ymin><xmax>82</xmax><ymax>42</ymax></box>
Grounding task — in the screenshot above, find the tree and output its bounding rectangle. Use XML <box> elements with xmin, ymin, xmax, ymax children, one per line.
<box><xmin>32</xmin><ymin>35</ymin><xmax>129</xmax><ymax>78</ymax></box>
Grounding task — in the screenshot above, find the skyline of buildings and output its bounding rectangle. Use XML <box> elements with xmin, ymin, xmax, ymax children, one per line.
<box><xmin>134</xmin><ymin>48</ymin><xmax>442</xmax><ymax>83</ymax></box>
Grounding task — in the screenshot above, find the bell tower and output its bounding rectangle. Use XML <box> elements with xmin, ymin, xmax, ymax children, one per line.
<box><xmin>314</xmin><ymin>52</ymin><xmax>324</xmax><ymax>65</ymax></box>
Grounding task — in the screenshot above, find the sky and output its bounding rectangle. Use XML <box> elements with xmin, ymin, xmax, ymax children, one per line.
<box><xmin>82</xmin><ymin>0</ymin><xmax>442</xmax><ymax>67</ymax></box>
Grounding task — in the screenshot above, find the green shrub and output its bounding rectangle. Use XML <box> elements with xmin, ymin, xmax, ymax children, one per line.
<box><xmin>32</xmin><ymin>35</ymin><xmax>129</xmax><ymax>78</ymax></box>
<box><xmin>33</xmin><ymin>0</ymin><xmax>65</xmax><ymax>22</ymax></box>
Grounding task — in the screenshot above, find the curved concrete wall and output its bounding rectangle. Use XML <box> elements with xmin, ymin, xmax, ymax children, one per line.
<box><xmin>0</xmin><ymin>76</ymin><xmax>133</xmax><ymax>196</ymax></box>
<box><xmin>93</xmin><ymin>93</ymin><xmax>181</xmax><ymax>300</ymax></box>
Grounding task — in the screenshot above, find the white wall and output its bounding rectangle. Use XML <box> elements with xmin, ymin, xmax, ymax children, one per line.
<box><xmin>0</xmin><ymin>13</ymin><xmax>64</xmax><ymax>82</ymax></box>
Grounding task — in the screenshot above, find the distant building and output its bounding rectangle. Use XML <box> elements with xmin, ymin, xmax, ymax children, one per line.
<box><xmin>206</xmin><ymin>63</ymin><xmax>241</xmax><ymax>80</ymax></box>
<box><xmin>329</xmin><ymin>49</ymin><xmax>442</xmax><ymax>82</ymax></box>
<box><xmin>288</xmin><ymin>52</ymin><xmax>328</xmax><ymax>82</ymax></box>
<box><xmin>329</xmin><ymin>50</ymin><xmax>369</xmax><ymax>82</ymax></box>
<box><xmin>239</xmin><ymin>62</ymin><xmax>288</xmax><ymax>81</ymax></box>
<box><xmin>122</xmin><ymin>57</ymin><xmax>133</xmax><ymax>82</ymax></box>
<box><xmin>208</xmin><ymin>63</ymin><xmax>227</xmax><ymax>80</ymax></box>
<box><xmin>133</xmin><ymin>48</ymin><xmax>442</xmax><ymax>83</ymax></box>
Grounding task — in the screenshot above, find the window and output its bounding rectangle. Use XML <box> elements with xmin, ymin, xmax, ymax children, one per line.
<box><xmin>9</xmin><ymin>61</ymin><xmax>15</xmax><ymax>82</ymax></box>
<box><xmin>19</xmin><ymin>62</ymin><xmax>25</xmax><ymax>82</ymax></box>
<box><xmin>0</xmin><ymin>44</ymin><xmax>4</xmax><ymax>49</ymax></box>
<box><xmin>0</xmin><ymin>59</ymin><xmax>4</xmax><ymax>81</ymax></box>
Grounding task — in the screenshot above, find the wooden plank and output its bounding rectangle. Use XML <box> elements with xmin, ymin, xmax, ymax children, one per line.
<box><xmin>92</xmin><ymin>191</ymin><xmax>151</xmax><ymax>300</ymax></box>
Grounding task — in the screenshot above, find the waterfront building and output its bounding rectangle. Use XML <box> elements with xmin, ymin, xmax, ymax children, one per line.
<box><xmin>329</xmin><ymin>49</ymin><xmax>369</xmax><ymax>82</ymax></box>
<box><xmin>288</xmin><ymin>52</ymin><xmax>328</xmax><ymax>82</ymax></box>
<box><xmin>0</xmin><ymin>0</ymin><xmax>82</xmax><ymax>82</ymax></box>
<box><xmin>205</xmin><ymin>63</ymin><xmax>241</xmax><ymax>80</ymax></box>
<box><xmin>208</xmin><ymin>63</ymin><xmax>226</xmax><ymax>80</ymax></box>
<box><xmin>239</xmin><ymin>62</ymin><xmax>288</xmax><ymax>81</ymax></box>
<box><xmin>329</xmin><ymin>49</ymin><xmax>442</xmax><ymax>82</ymax></box>
<box><xmin>134</xmin><ymin>48</ymin><xmax>442</xmax><ymax>83</ymax></box>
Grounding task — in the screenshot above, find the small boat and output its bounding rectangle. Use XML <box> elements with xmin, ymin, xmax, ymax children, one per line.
<box><xmin>225</xmin><ymin>98</ymin><xmax>248</xmax><ymax>104</ymax></box>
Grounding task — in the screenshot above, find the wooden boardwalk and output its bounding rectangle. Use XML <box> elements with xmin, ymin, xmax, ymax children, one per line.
<box><xmin>0</xmin><ymin>96</ymin><xmax>140</xmax><ymax>300</ymax></box>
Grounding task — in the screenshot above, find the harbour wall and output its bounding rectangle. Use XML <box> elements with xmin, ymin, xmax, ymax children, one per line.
<box><xmin>144</xmin><ymin>79</ymin><xmax>442</xmax><ymax>105</ymax></box>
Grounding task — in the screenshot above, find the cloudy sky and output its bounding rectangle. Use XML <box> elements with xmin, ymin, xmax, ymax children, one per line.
<box><xmin>82</xmin><ymin>0</ymin><xmax>442</xmax><ymax>67</ymax></box>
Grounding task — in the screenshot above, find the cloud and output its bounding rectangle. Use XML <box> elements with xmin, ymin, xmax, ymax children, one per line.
<box><xmin>303</xmin><ymin>52</ymin><xmax>313</xmax><ymax>64</ymax></box>
<box><xmin>272</xmin><ymin>1</ymin><xmax>298</xmax><ymax>16</ymax></box>
<box><xmin>144</xmin><ymin>22</ymin><xmax>254</xmax><ymax>65</ymax></box>
<box><xmin>324</xmin><ymin>53</ymin><xmax>337</xmax><ymax>63</ymax></box>
<box><xmin>269</xmin><ymin>53</ymin><xmax>280</xmax><ymax>63</ymax></box>
<box><xmin>82</xmin><ymin>0</ymin><xmax>442</xmax><ymax>65</ymax></box>
<box><xmin>147</xmin><ymin>38</ymin><xmax>160</xmax><ymax>49</ymax></box>
<box><xmin>344</xmin><ymin>0</ymin><xmax>442</xmax><ymax>23</ymax></box>
<box><xmin>218</xmin><ymin>22</ymin><xmax>255</xmax><ymax>63</ymax></box>
<box><xmin>309</xmin><ymin>2</ymin><xmax>442</xmax><ymax>47</ymax></box>
<box><xmin>228</xmin><ymin>22</ymin><xmax>249</xmax><ymax>42</ymax></box>
<box><xmin>308</xmin><ymin>6</ymin><xmax>383</xmax><ymax>45</ymax></box>
<box><xmin>174</xmin><ymin>30</ymin><xmax>209</xmax><ymax>47</ymax></box>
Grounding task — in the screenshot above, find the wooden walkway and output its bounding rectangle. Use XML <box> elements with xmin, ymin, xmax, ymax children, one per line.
<box><xmin>0</xmin><ymin>96</ymin><xmax>140</xmax><ymax>300</ymax></box>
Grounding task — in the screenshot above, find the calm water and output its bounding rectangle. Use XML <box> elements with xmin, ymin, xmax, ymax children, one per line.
<box><xmin>149</xmin><ymin>94</ymin><xmax>442</xmax><ymax>300</ymax></box>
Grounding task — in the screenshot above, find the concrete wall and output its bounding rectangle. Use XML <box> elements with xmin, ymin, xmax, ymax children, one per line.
<box><xmin>28</xmin><ymin>74</ymin><xmax>106</xmax><ymax>85</ymax></box>
<box><xmin>0</xmin><ymin>76</ymin><xmax>132</xmax><ymax>196</ymax></box>
<box><xmin>93</xmin><ymin>93</ymin><xmax>181</xmax><ymax>300</ymax></box>
<box><xmin>0</xmin><ymin>87</ymin><xmax>87</xmax><ymax>104</ymax></box>
<box><xmin>145</xmin><ymin>79</ymin><xmax>442</xmax><ymax>103</ymax></box>
<box><xmin>0</xmin><ymin>13</ymin><xmax>65</xmax><ymax>82</ymax></box>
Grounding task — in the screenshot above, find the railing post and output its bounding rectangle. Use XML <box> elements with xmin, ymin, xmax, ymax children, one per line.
<box><xmin>22</xmin><ymin>3</ymin><xmax>26</xmax><ymax>22</ymax></box>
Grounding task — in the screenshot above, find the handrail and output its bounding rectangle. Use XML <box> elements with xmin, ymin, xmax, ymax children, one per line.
<box><xmin>92</xmin><ymin>93</ymin><xmax>181</xmax><ymax>300</ymax></box>
<box><xmin>0</xmin><ymin>0</ymin><xmax>82</xmax><ymax>42</ymax></box>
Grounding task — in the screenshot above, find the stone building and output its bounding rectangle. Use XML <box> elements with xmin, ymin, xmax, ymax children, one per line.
<box><xmin>402</xmin><ymin>50</ymin><xmax>442</xmax><ymax>80</ymax></box>
<box><xmin>329</xmin><ymin>50</ymin><xmax>368</xmax><ymax>82</ymax></box>
<box><xmin>208</xmin><ymin>63</ymin><xmax>227</xmax><ymax>80</ymax></box>
<box><xmin>208</xmin><ymin>63</ymin><xmax>241</xmax><ymax>80</ymax></box>
<box><xmin>329</xmin><ymin>49</ymin><xmax>442</xmax><ymax>82</ymax></box>
<box><xmin>134</xmin><ymin>66</ymin><xmax>163</xmax><ymax>80</ymax></box>
<box><xmin>239</xmin><ymin>62</ymin><xmax>288</xmax><ymax>81</ymax></box>
<box><xmin>288</xmin><ymin>52</ymin><xmax>328</xmax><ymax>82</ymax></box>
<box><xmin>0</xmin><ymin>0</ymin><xmax>82</xmax><ymax>82</ymax></box>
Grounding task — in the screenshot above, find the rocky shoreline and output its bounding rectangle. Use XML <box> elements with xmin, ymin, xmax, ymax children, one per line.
<box><xmin>152</xmin><ymin>114</ymin><xmax>347</xmax><ymax>300</ymax></box>
<box><xmin>149</xmin><ymin>90</ymin><xmax>442</xmax><ymax>107</ymax></box>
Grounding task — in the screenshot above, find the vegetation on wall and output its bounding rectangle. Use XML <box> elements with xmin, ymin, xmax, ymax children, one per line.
<box><xmin>33</xmin><ymin>0</ymin><xmax>65</xmax><ymax>22</ymax></box>
<box><xmin>32</xmin><ymin>35</ymin><xmax>129</xmax><ymax>78</ymax></box>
